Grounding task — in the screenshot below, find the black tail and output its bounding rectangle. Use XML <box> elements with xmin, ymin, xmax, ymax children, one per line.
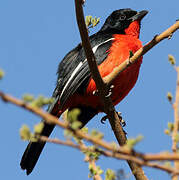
<box><xmin>20</xmin><ymin>105</ymin><xmax>97</xmax><ymax>175</ymax></box>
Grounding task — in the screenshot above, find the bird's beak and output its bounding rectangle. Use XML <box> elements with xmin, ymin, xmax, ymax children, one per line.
<box><xmin>128</xmin><ymin>10</ymin><xmax>148</xmax><ymax>22</ymax></box>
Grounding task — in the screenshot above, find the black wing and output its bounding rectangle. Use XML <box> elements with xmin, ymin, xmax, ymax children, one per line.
<box><xmin>56</xmin><ymin>32</ymin><xmax>114</xmax><ymax>108</ymax></box>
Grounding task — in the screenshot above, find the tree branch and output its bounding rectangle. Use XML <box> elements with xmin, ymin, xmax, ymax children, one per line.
<box><xmin>74</xmin><ymin>2</ymin><xmax>179</xmax><ymax>179</ymax></box>
<box><xmin>103</xmin><ymin>20</ymin><xmax>179</xmax><ymax>85</ymax></box>
<box><xmin>172</xmin><ymin>66</ymin><xmax>179</xmax><ymax>180</ymax></box>
<box><xmin>2</xmin><ymin>91</ymin><xmax>179</xmax><ymax>176</ymax></box>
<box><xmin>1</xmin><ymin>3</ymin><xmax>179</xmax><ymax>179</ymax></box>
<box><xmin>74</xmin><ymin>1</ymin><xmax>149</xmax><ymax>180</ymax></box>
<box><xmin>39</xmin><ymin>136</ymin><xmax>179</xmax><ymax>175</ymax></box>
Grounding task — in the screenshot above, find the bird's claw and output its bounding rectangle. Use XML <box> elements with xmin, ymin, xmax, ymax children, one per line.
<box><xmin>105</xmin><ymin>84</ymin><xmax>114</xmax><ymax>97</ymax></box>
<box><xmin>101</xmin><ymin>111</ymin><xmax>126</xmax><ymax>127</ymax></box>
<box><xmin>93</xmin><ymin>85</ymin><xmax>114</xmax><ymax>97</ymax></box>
<box><xmin>117</xmin><ymin>112</ymin><xmax>126</xmax><ymax>127</ymax></box>
<box><xmin>92</xmin><ymin>90</ymin><xmax>98</xmax><ymax>96</ymax></box>
<box><xmin>101</xmin><ymin>115</ymin><xmax>108</xmax><ymax>124</ymax></box>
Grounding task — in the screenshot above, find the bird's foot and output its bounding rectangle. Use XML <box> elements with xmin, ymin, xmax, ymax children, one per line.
<box><xmin>100</xmin><ymin>111</ymin><xmax>126</xmax><ymax>127</ymax></box>
<box><xmin>117</xmin><ymin>112</ymin><xmax>126</xmax><ymax>127</ymax></box>
<box><xmin>92</xmin><ymin>85</ymin><xmax>114</xmax><ymax>97</ymax></box>
<box><xmin>105</xmin><ymin>84</ymin><xmax>114</xmax><ymax>97</ymax></box>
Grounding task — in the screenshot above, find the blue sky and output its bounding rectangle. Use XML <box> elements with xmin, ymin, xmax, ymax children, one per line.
<box><xmin>0</xmin><ymin>0</ymin><xmax>179</xmax><ymax>180</ymax></box>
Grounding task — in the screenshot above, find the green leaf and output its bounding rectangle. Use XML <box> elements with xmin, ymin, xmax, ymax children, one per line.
<box><xmin>29</xmin><ymin>95</ymin><xmax>54</xmax><ymax>108</ymax></box>
<box><xmin>85</xmin><ymin>15</ymin><xmax>100</xmax><ymax>29</ymax></box>
<box><xmin>126</xmin><ymin>135</ymin><xmax>143</xmax><ymax>149</ymax></box>
<box><xmin>90</xmin><ymin>129</ymin><xmax>104</xmax><ymax>140</ymax></box>
<box><xmin>67</xmin><ymin>108</ymin><xmax>81</xmax><ymax>123</ymax></box>
<box><xmin>88</xmin><ymin>164</ymin><xmax>103</xmax><ymax>178</ymax></box>
<box><xmin>83</xmin><ymin>146</ymin><xmax>101</xmax><ymax>160</ymax></box>
<box><xmin>34</xmin><ymin>122</ymin><xmax>44</xmax><ymax>134</ymax></box>
<box><xmin>105</xmin><ymin>169</ymin><xmax>116</xmax><ymax>180</ymax></box>
<box><xmin>71</xmin><ymin>121</ymin><xmax>82</xmax><ymax>130</ymax></box>
<box><xmin>81</xmin><ymin>127</ymin><xmax>88</xmax><ymax>134</ymax></box>
<box><xmin>20</xmin><ymin>125</ymin><xmax>31</xmax><ymax>141</ymax></box>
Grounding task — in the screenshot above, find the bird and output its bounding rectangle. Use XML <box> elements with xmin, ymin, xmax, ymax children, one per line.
<box><xmin>20</xmin><ymin>8</ymin><xmax>148</xmax><ymax>175</ymax></box>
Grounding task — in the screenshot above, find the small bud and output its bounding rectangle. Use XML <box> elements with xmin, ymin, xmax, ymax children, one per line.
<box><xmin>85</xmin><ymin>15</ymin><xmax>100</xmax><ymax>29</ymax></box>
<box><xmin>0</xmin><ymin>69</ymin><xmax>5</xmax><ymax>79</ymax></box>
<box><xmin>164</xmin><ymin>129</ymin><xmax>170</xmax><ymax>135</ymax></box>
<box><xmin>167</xmin><ymin>92</ymin><xmax>173</xmax><ymax>102</ymax></box>
<box><xmin>168</xmin><ymin>55</ymin><xmax>176</xmax><ymax>65</ymax></box>
<box><xmin>64</xmin><ymin>129</ymin><xmax>73</xmax><ymax>139</ymax></box>
<box><xmin>22</xmin><ymin>94</ymin><xmax>34</xmax><ymax>102</ymax></box>
<box><xmin>174</xmin><ymin>133</ymin><xmax>179</xmax><ymax>143</ymax></box>
<box><xmin>85</xmin><ymin>15</ymin><xmax>92</xmax><ymax>27</ymax></box>
<box><xmin>91</xmin><ymin>17</ymin><xmax>100</xmax><ymax>27</ymax></box>
<box><xmin>163</xmin><ymin>161</ymin><xmax>172</xmax><ymax>168</ymax></box>
<box><xmin>168</xmin><ymin>122</ymin><xmax>174</xmax><ymax>132</ymax></box>
<box><xmin>90</xmin><ymin>129</ymin><xmax>104</xmax><ymax>140</ymax></box>
<box><xmin>81</xmin><ymin>127</ymin><xmax>88</xmax><ymax>134</ymax></box>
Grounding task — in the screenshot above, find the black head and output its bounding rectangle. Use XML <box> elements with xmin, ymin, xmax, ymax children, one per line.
<box><xmin>100</xmin><ymin>8</ymin><xmax>148</xmax><ymax>33</ymax></box>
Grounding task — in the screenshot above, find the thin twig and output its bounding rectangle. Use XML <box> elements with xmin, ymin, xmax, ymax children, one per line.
<box><xmin>39</xmin><ymin>136</ymin><xmax>179</xmax><ymax>175</ymax></box>
<box><xmin>103</xmin><ymin>21</ymin><xmax>179</xmax><ymax>85</ymax></box>
<box><xmin>172</xmin><ymin>66</ymin><xmax>179</xmax><ymax>180</ymax></box>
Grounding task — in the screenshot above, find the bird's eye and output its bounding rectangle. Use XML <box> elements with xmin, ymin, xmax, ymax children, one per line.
<box><xmin>119</xmin><ymin>15</ymin><xmax>126</xmax><ymax>21</ymax></box>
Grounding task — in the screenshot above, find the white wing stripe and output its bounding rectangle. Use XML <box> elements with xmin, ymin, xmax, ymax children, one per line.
<box><xmin>60</xmin><ymin>61</ymin><xmax>83</xmax><ymax>98</ymax></box>
<box><xmin>92</xmin><ymin>38</ymin><xmax>114</xmax><ymax>53</ymax></box>
<box><xmin>60</xmin><ymin>37</ymin><xmax>114</xmax><ymax>99</ymax></box>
